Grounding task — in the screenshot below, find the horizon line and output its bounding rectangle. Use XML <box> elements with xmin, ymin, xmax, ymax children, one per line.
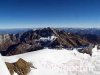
<box><xmin>0</xmin><ymin>27</ymin><xmax>100</xmax><ymax>29</ymax></box>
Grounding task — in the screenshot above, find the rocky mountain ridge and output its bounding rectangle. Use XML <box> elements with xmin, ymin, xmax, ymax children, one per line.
<box><xmin>0</xmin><ymin>27</ymin><xmax>98</xmax><ymax>56</ymax></box>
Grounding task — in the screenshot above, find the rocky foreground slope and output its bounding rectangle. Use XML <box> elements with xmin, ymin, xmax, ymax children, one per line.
<box><xmin>0</xmin><ymin>27</ymin><xmax>92</xmax><ymax>56</ymax></box>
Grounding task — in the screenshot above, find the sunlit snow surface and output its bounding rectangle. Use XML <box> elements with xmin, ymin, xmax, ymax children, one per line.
<box><xmin>2</xmin><ymin>46</ymin><xmax>100</xmax><ymax>75</ymax></box>
<box><xmin>39</xmin><ymin>36</ymin><xmax>57</xmax><ymax>41</ymax></box>
<box><xmin>0</xmin><ymin>54</ymin><xmax>10</xmax><ymax>75</ymax></box>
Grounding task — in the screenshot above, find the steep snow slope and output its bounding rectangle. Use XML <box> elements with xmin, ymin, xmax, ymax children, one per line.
<box><xmin>2</xmin><ymin>46</ymin><xmax>100</xmax><ymax>75</ymax></box>
<box><xmin>0</xmin><ymin>54</ymin><xmax>10</xmax><ymax>75</ymax></box>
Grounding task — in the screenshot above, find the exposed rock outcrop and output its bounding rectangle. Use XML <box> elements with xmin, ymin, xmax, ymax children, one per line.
<box><xmin>5</xmin><ymin>58</ymin><xmax>36</xmax><ymax>75</ymax></box>
<box><xmin>0</xmin><ymin>34</ymin><xmax>18</xmax><ymax>51</ymax></box>
<box><xmin>6</xmin><ymin>43</ymin><xmax>43</xmax><ymax>56</ymax></box>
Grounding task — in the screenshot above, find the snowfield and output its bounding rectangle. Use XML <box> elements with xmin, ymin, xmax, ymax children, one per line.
<box><xmin>0</xmin><ymin>54</ymin><xmax>10</xmax><ymax>75</ymax></box>
<box><xmin>1</xmin><ymin>46</ymin><xmax>100</xmax><ymax>75</ymax></box>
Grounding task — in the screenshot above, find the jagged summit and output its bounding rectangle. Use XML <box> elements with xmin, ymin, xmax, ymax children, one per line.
<box><xmin>0</xmin><ymin>27</ymin><xmax>90</xmax><ymax>56</ymax></box>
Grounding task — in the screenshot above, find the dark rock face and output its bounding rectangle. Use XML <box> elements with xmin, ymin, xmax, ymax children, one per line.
<box><xmin>6</xmin><ymin>43</ymin><xmax>43</xmax><ymax>56</ymax></box>
<box><xmin>78</xmin><ymin>34</ymin><xmax>100</xmax><ymax>44</ymax></box>
<box><xmin>97</xmin><ymin>44</ymin><xmax>100</xmax><ymax>50</ymax></box>
<box><xmin>0</xmin><ymin>34</ymin><xmax>18</xmax><ymax>51</ymax></box>
<box><xmin>77</xmin><ymin>44</ymin><xmax>95</xmax><ymax>56</ymax></box>
<box><xmin>5</xmin><ymin>58</ymin><xmax>36</xmax><ymax>75</ymax></box>
<box><xmin>20</xmin><ymin>30</ymin><xmax>41</xmax><ymax>43</ymax></box>
<box><xmin>0</xmin><ymin>27</ymin><xmax>92</xmax><ymax>56</ymax></box>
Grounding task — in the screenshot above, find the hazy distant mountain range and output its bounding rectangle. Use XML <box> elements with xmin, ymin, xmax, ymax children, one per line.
<box><xmin>0</xmin><ymin>28</ymin><xmax>30</xmax><ymax>34</ymax></box>
<box><xmin>1</xmin><ymin>28</ymin><xmax>100</xmax><ymax>35</ymax></box>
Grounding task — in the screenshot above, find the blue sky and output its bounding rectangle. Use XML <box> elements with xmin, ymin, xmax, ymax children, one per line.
<box><xmin>0</xmin><ymin>0</ymin><xmax>100</xmax><ymax>28</ymax></box>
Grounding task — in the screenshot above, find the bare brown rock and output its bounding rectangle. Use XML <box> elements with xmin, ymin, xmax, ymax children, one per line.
<box><xmin>5</xmin><ymin>58</ymin><xmax>36</xmax><ymax>75</ymax></box>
